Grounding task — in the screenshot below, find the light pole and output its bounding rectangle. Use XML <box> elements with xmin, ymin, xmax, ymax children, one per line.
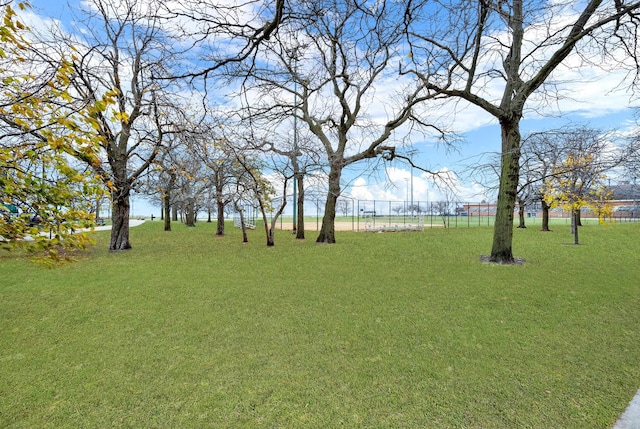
<box><xmin>410</xmin><ymin>167</ymin><xmax>414</xmax><ymax>217</ymax></box>
<box><xmin>426</xmin><ymin>181</ymin><xmax>429</xmax><ymax>216</ymax></box>
<box><xmin>292</xmin><ymin>56</ymin><xmax>298</xmax><ymax>233</ymax></box>
<box><xmin>404</xmin><ymin>178</ymin><xmax>409</xmax><ymax>215</ymax></box>
<box><xmin>634</xmin><ymin>176</ymin><xmax>637</xmax><ymax>219</ymax></box>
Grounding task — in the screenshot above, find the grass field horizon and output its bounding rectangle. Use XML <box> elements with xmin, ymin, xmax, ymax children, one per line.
<box><xmin>1</xmin><ymin>222</ymin><xmax>639</xmax><ymax>427</ymax></box>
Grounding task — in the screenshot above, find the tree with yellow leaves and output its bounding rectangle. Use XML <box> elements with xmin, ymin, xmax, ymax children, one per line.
<box><xmin>0</xmin><ymin>1</ymin><xmax>105</xmax><ymax>263</ymax></box>
<box><xmin>542</xmin><ymin>128</ymin><xmax>615</xmax><ymax>245</ymax></box>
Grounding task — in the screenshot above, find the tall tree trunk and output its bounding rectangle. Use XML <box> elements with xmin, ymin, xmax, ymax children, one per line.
<box><xmin>269</xmin><ymin>198</ymin><xmax>287</xmax><ymax>246</ymax></box>
<box><xmin>216</xmin><ymin>198</ymin><xmax>225</xmax><ymax>236</ymax></box>
<box><xmin>164</xmin><ymin>174</ymin><xmax>176</xmax><ymax>231</ymax></box>
<box><xmin>570</xmin><ymin>210</ymin><xmax>576</xmax><ymax>235</ymax></box>
<box><xmin>171</xmin><ymin>205</ymin><xmax>178</xmax><ymax>222</ymax></box>
<box><xmin>490</xmin><ymin>118</ymin><xmax>521</xmax><ymax>263</ymax></box>
<box><xmin>257</xmin><ymin>199</ymin><xmax>274</xmax><ymax>247</ymax></box>
<box><xmin>110</xmin><ymin>188</ymin><xmax>132</xmax><ymax>251</ymax></box>
<box><xmin>316</xmin><ymin>163</ymin><xmax>342</xmax><ymax>244</ymax></box>
<box><xmin>185</xmin><ymin>198</ymin><xmax>196</xmax><ymax>227</ymax></box>
<box><xmin>517</xmin><ymin>198</ymin><xmax>526</xmax><ymax>228</ymax></box>
<box><xmin>295</xmin><ymin>173</ymin><xmax>305</xmax><ymax>240</ymax></box>
<box><xmin>95</xmin><ymin>196</ymin><xmax>102</xmax><ymax>222</ymax></box>
<box><xmin>237</xmin><ymin>205</ymin><xmax>248</xmax><ymax>243</ymax></box>
<box><xmin>576</xmin><ymin>209</ymin><xmax>582</xmax><ymax>227</ymax></box>
<box><xmin>163</xmin><ymin>191</ymin><xmax>171</xmax><ymax>232</ymax></box>
<box><xmin>541</xmin><ymin>198</ymin><xmax>551</xmax><ymax>231</ymax></box>
<box><xmin>207</xmin><ymin>208</ymin><xmax>212</xmax><ymax>223</ymax></box>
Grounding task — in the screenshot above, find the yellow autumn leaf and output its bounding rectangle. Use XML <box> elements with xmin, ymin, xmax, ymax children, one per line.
<box><xmin>113</xmin><ymin>111</ymin><xmax>129</xmax><ymax>124</ymax></box>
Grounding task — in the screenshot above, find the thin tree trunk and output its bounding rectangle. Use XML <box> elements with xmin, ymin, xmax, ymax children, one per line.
<box><xmin>163</xmin><ymin>191</ymin><xmax>171</xmax><ymax>232</ymax></box>
<box><xmin>269</xmin><ymin>196</ymin><xmax>287</xmax><ymax>246</ymax></box>
<box><xmin>295</xmin><ymin>173</ymin><xmax>305</xmax><ymax>240</ymax></box>
<box><xmin>185</xmin><ymin>198</ymin><xmax>196</xmax><ymax>227</ymax></box>
<box><xmin>517</xmin><ymin>199</ymin><xmax>526</xmax><ymax>228</ymax></box>
<box><xmin>216</xmin><ymin>198</ymin><xmax>225</xmax><ymax>236</ymax></box>
<box><xmin>257</xmin><ymin>199</ymin><xmax>274</xmax><ymax>247</ymax></box>
<box><xmin>490</xmin><ymin>119</ymin><xmax>521</xmax><ymax>263</ymax></box>
<box><xmin>95</xmin><ymin>196</ymin><xmax>102</xmax><ymax>222</ymax></box>
<box><xmin>172</xmin><ymin>205</ymin><xmax>178</xmax><ymax>222</ymax></box>
<box><xmin>316</xmin><ymin>163</ymin><xmax>342</xmax><ymax>244</ymax></box>
<box><xmin>570</xmin><ymin>210</ymin><xmax>576</xmax><ymax>235</ymax></box>
<box><xmin>573</xmin><ymin>209</ymin><xmax>580</xmax><ymax>245</ymax></box>
<box><xmin>541</xmin><ymin>199</ymin><xmax>551</xmax><ymax>231</ymax></box>
<box><xmin>235</xmin><ymin>203</ymin><xmax>248</xmax><ymax>243</ymax></box>
<box><xmin>110</xmin><ymin>189</ymin><xmax>132</xmax><ymax>251</ymax></box>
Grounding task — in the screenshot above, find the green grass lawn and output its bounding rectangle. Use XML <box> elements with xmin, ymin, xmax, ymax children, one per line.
<box><xmin>1</xmin><ymin>222</ymin><xmax>639</xmax><ymax>428</ymax></box>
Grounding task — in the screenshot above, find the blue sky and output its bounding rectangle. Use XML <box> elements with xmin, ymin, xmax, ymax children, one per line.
<box><xmin>24</xmin><ymin>1</ymin><xmax>640</xmax><ymax>216</ymax></box>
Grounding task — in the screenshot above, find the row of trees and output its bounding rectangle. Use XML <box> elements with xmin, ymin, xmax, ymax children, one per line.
<box><xmin>2</xmin><ymin>0</ymin><xmax>640</xmax><ymax>262</ymax></box>
<box><xmin>0</xmin><ymin>0</ymin><xmax>289</xmax><ymax>256</ymax></box>
<box><xmin>475</xmin><ymin>125</ymin><xmax>632</xmax><ymax>245</ymax></box>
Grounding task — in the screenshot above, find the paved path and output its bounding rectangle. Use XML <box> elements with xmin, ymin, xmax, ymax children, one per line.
<box><xmin>93</xmin><ymin>219</ymin><xmax>145</xmax><ymax>231</ymax></box>
<box><xmin>614</xmin><ymin>389</ymin><xmax>640</xmax><ymax>429</ymax></box>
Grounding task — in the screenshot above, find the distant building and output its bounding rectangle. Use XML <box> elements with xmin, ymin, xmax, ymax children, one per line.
<box><xmin>460</xmin><ymin>182</ymin><xmax>640</xmax><ymax>219</ymax></box>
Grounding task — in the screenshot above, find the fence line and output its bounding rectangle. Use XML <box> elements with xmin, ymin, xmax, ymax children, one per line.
<box><xmin>248</xmin><ymin>198</ymin><xmax>640</xmax><ymax>232</ymax></box>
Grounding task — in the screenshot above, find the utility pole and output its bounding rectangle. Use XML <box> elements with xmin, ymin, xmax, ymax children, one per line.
<box><xmin>292</xmin><ymin>68</ymin><xmax>298</xmax><ymax>233</ymax></box>
<box><xmin>410</xmin><ymin>167</ymin><xmax>414</xmax><ymax>217</ymax></box>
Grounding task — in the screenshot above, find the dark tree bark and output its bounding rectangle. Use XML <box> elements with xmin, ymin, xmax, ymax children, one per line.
<box><xmin>163</xmin><ymin>192</ymin><xmax>171</xmax><ymax>231</ymax></box>
<box><xmin>236</xmin><ymin>204</ymin><xmax>249</xmax><ymax>243</ymax></box>
<box><xmin>257</xmin><ymin>200</ymin><xmax>274</xmax><ymax>247</ymax></box>
<box><xmin>517</xmin><ymin>197</ymin><xmax>526</xmax><ymax>228</ymax></box>
<box><xmin>216</xmin><ymin>195</ymin><xmax>225</xmax><ymax>236</ymax></box>
<box><xmin>490</xmin><ymin>118</ymin><xmax>522</xmax><ymax>263</ymax></box>
<box><xmin>162</xmin><ymin>172</ymin><xmax>176</xmax><ymax>231</ymax></box>
<box><xmin>110</xmin><ymin>188</ymin><xmax>131</xmax><ymax>251</ymax></box>
<box><xmin>572</xmin><ymin>209</ymin><xmax>580</xmax><ymax>245</ymax></box>
<box><xmin>541</xmin><ymin>199</ymin><xmax>551</xmax><ymax>232</ymax></box>
<box><xmin>295</xmin><ymin>172</ymin><xmax>305</xmax><ymax>240</ymax></box>
<box><xmin>184</xmin><ymin>198</ymin><xmax>196</xmax><ymax>227</ymax></box>
<box><xmin>316</xmin><ymin>162</ymin><xmax>342</xmax><ymax>244</ymax></box>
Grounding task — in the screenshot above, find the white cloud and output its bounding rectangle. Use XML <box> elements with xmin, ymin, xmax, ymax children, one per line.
<box><xmin>29</xmin><ymin>1</ymin><xmax>640</xmax><ymax>206</ymax></box>
<box><xmin>346</xmin><ymin>166</ymin><xmax>493</xmax><ymax>204</ymax></box>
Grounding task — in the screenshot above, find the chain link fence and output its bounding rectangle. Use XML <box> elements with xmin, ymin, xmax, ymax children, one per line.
<box><xmin>264</xmin><ymin>198</ymin><xmax>640</xmax><ymax>232</ymax></box>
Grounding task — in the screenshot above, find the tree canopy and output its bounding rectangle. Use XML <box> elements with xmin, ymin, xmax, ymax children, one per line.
<box><xmin>0</xmin><ymin>1</ymin><xmax>104</xmax><ymax>263</ymax></box>
<box><xmin>2</xmin><ymin>0</ymin><xmax>640</xmax><ymax>262</ymax></box>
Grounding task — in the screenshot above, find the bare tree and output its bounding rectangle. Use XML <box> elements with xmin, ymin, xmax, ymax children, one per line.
<box><xmin>157</xmin><ymin>0</ymin><xmax>287</xmax><ymax>80</ymax></box>
<box><xmin>148</xmin><ymin>137</ymin><xmax>181</xmax><ymax>232</ymax></box>
<box><xmin>623</xmin><ymin>112</ymin><xmax>640</xmax><ymax>184</ymax></box>
<box><xmin>35</xmin><ymin>0</ymin><xmax>188</xmax><ymax>251</ymax></box>
<box><xmin>190</xmin><ymin>120</ymin><xmax>253</xmax><ymax>236</ymax></box>
<box><xmin>403</xmin><ymin>0</ymin><xmax>640</xmax><ymax>263</ymax></box>
<box><xmin>234</xmin><ymin>152</ymin><xmax>283</xmax><ymax>247</ymax></box>
<box><xmin>237</xmin><ymin>0</ymin><xmax>441</xmax><ymax>244</ymax></box>
<box><xmin>520</xmin><ymin>130</ymin><xmax>573</xmax><ymax>231</ymax></box>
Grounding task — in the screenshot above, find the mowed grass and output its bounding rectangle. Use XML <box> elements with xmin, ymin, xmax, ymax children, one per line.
<box><xmin>1</xmin><ymin>222</ymin><xmax>639</xmax><ymax>428</ymax></box>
